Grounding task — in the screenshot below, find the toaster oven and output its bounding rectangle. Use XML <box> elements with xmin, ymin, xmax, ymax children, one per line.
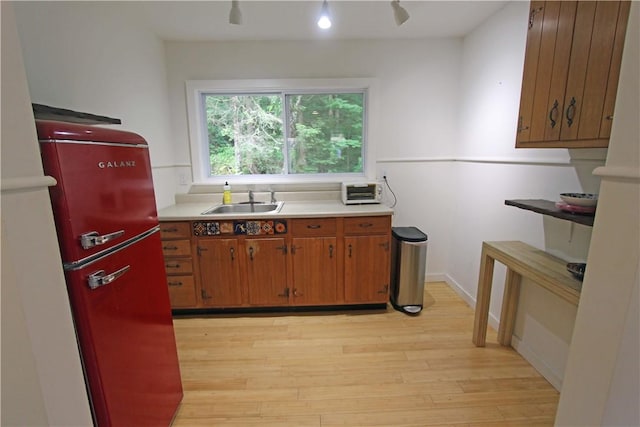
<box><xmin>341</xmin><ymin>182</ymin><xmax>383</xmax><ymax>205</ymax></box>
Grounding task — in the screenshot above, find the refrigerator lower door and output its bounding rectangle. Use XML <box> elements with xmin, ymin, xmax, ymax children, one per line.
<box><xmin>65</xmin><ymin>232</ymin><xmax>182</xmax><ymax>426</ymax></box>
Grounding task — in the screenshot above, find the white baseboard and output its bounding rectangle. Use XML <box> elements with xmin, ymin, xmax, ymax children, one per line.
<box><xmin>440</xmin><ymin>274</ymin><xmax>500</xmax><ymax>331</ymax></box>
<box><xmin>511</xmin><ymin>335</ymin><xmax>563</xmax><ymax>391</ymax></box>
<box><xmin>434</xmin><ymin>275</ymin><xmax>563</xmax><ymax>392</ymax></box>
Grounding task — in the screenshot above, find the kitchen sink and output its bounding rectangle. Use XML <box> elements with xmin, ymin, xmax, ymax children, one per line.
<box><xmin>201</xmin><ymin>201</ymin><xmax>284</xmax><ymax>215</ymax></box>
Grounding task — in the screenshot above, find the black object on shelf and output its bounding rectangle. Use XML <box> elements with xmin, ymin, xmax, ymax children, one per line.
<box><xmin>505</xmin><ymin>199</ymin><xmax>594</xmax><ymax>227</ymax></box>
<box><xmin>567</xmin><ymin>263</ymin><xmax>586</xmax><ymax>281</ymax></box>
<box><xmin>32</xmin><ymin>103</ymin><xmax>121</xmax><ymax>125</ymax></box>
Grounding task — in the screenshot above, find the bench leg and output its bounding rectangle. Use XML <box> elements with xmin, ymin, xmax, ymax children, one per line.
<box><xmin>473</xmin><ymin>248</ymin><xmax>495</xmax><ymax>347</ymax></box>
<box><xmin>497</xmin><ymin>268</ymin><xmax>522</xmax><ymax>346</ymax></box>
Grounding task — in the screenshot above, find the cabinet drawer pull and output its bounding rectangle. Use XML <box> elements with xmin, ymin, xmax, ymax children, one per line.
<box><xmin>329</xmin><ymin>244</ymin><xmax>334</xmax><ymax>258</ymax></box>
<box><xmin>348</xmin><ymin>244</ymin><xmax>352</xmax><ymax>258</ymax></box>
<box><xmin>168</xmin><ymin>281</ymin><xmax>183</xmax><ymax>287</ymax></box>
<box><xmin>163</xmin><ymin>245</ymin><xmax>178</xmax><ymax>251</ymax></box>
<box><xmin>359</xmin><ymin>223</ymin><xmax>373</xmax><ymax>228</ymax></box>
<box><xmin>161</xmin><ymin>227</ymin><xmax>178</xmax><ymax>233</ymax></box>
<box><xmin>165</xmin><ymin>263</ymin><xmax>181</xmax><ymax>269</ymax></box>
<box><xmin>307</xmin><ymin>224</ymin><xmax>322</xmax><ymax>229</ymax></box>
<box><xmin>249</xmin><ymin>246</ymin><xmax>254</xmax><ymax>261</ymax></box>
<box><xmin>230</xmin><ymin>247</ymin><xmax>235</xmax><ymax>261</ymax></box>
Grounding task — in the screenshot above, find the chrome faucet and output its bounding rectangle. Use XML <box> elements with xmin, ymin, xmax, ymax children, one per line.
<box><xmin>248</xmin><ymin>190</ymin><xmax>254</xmax><ymax>204</ymax></box>
<box><xmin>270</xmin><ymin>190</ymin><xmax>277</xmax><ymax>204</ymax></box>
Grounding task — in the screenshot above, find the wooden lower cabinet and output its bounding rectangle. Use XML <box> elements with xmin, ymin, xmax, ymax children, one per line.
<box><xmin>160</xmin><ymin>221</ymin><xmax>198</xmax><ymax>308</ymax></box>
<box><xmin>344</xmin><ymin>235</ymin><xmax>391</xmax><ymax>304</ymax></box>
<box><xmin>245</xmin><ymin>238</ymin><xmax>289</xmax><ymax>306</ymax></box>
<box><xmin>291</xmin><ymin>236</ymin><xmax>338</xmax><ymax>305</ymax></box>
<box><xmin>197</xmin><ymin>239</ymin><xmax>244</xmax><ymax>307</ymax></box>
<box><xmin>161</xmin><ymin>214</ymin><xmax>391</xmax><ymax>310</ymax></box>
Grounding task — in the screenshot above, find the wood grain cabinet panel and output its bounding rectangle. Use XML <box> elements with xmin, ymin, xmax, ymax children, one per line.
<box><xmin>166</xmin><ymin>276</ymin><xmax>197</xmax><ymax>308</ymax></box>
<box><xmin>246</xmin><ymin>238</ymin><xmax>290</xmax><ymax>306</ymax></box>
<box><xmin>197</xmin><ymin>239</ymin><xmax>244</xmax><ymax>307</ymax></box>
<box><xmin>516</xmin><ymin>0</ymin><xmax>630</xmax><ymax>148</ymax></box>
<box><xmin>160</xmin><ymin>221</ymin><xmax>198</xmax><ymax>309</ymax></box>
<box><xmin>344</xmin><ymin>235</ymin><xmax>391</xmax><ymax>304</ymax></box>
<box><xmin>291</xmin><ymin>236</ymin><xmax>338</xmax><ymax>306</ymax></box>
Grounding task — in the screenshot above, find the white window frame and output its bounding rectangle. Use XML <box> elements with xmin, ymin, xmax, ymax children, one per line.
<box><xmin>185</xmin><ymin>78</ymin><xmax>379</xmax><ymax>185</ymax></box>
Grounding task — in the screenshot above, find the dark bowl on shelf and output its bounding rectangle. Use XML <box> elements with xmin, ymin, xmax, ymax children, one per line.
<box><xmin>567</xmin><ymin>263</ymin><xmax>586</xmax><ymax>281</ymax></box>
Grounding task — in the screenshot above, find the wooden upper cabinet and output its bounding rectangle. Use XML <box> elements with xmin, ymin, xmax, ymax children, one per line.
<box><xmin>516</xmin><ymin>1</ymin><xmax>630</xmax><ymax>148</ymax></box>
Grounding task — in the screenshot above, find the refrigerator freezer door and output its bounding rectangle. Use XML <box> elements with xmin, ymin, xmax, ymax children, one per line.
<box><xmin>37</xmin><ymin>120</ymin><xmax>159</xmax><ymax>265</ymax></box>
<box><xmin>65</xmin><ymin>231</ymin><xmax>183</xmax><ymax>426</ymax></box>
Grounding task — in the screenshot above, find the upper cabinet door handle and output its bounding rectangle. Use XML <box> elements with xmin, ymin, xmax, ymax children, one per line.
<box><xmin>528</xmin><ymin>6</ymin><xmax>543</xmax><ymax>29</ymax></box>
<box><xmin>565</xmin><ymin>97</ymin><xmax>576</xmax><ymax>127</ymax></box>
<box><xmin>548</xmin><ymin>100</ymin><xmax>559</xmax><ymax>129</ymax></box>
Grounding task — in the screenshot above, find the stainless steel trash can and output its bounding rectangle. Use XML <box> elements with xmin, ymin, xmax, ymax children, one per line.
<box><xmin>390</xmin><ymin>227</ymin><xmax>428</xmax><ymax>315</ymax></box>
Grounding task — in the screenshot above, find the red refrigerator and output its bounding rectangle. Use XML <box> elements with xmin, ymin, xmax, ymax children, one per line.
<box><xmin>36</xmin><ymin>120</ymin><xmax>183</xmax><ymax>426</ymax></box>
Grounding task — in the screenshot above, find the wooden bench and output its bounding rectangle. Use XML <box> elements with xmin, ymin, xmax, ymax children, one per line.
<box><xmin>472</xmin><ymin>241</ymin><xmax>582</xmax><ymax>347</ymax></box>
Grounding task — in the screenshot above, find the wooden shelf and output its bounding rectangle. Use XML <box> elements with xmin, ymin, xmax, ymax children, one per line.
<box><xmin>505</xmin><ymin>199</ymin><xmax>594</xmax><ymax>227</ymax></box>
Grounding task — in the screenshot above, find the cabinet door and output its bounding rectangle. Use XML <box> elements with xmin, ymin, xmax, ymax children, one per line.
<box><xmin>197</xmin><ymin>239</ymin><xmax>244</xmax><ymax>307</ymax></box>
<box><xmin>560</xmin><ymin>1</ymin><xmax>622</xmax><ymax>142</ymax></box>
<box><xmin>516</xmin><ymin>0</ymin><xmax>629</xmax><ymax>148</ymax></box>
<box><xmin>517</xmin><ymin>1</ymin><xmax>577</xmax><ymax>144</ymax></box>
<box><xmin>344</xmin><ymin>235</ymin><xmax>390</xmax><ymax>304</ymax></box>
<box><xmin>516</xmin><ymin>0</ymin><xmax>546</xmax><ymax>144</ymax></box>
<box><xmin>246</xmin><ymin>238</ymin><xmax>289</xmax><ymax>306</ymax></box>
<box><xmin>291</xmin><ymin>237</ymin><xmax>337</xmax><ymax>305</ymax></box>
<box><xmin>166</xmin><ymin>276</ymin><xmax>198</xmax><ymax>308</ymax></box>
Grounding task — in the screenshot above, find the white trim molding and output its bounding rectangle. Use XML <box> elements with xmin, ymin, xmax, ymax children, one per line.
<box><xmin>593</xmin><ymin>166</ymin><xmax>640</xmax><ymax>181</ymax></box>
<box><xmin>1</xmin><ymin>175</ymin><xmax>57</xmax><ymax>192</ymax></box>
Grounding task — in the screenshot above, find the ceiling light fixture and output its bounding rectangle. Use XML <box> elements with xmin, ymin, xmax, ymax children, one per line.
<box><xmin>317</xmin><ymin>0</ymin><xmax>332</xmax><ymax>30</ymax></box>
<box><xmin>391</xmin><ymin>0</ymin><xmax>410</xmax><ymax>26</ymax></box>
<box><xmin>229</xmin><ymin>0</ymin><xmax>243</xmax><ymax>25</ymax></box>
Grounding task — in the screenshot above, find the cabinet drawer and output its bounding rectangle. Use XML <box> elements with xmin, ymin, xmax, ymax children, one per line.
<box><xmin>160</xmin><ymin>221</ymin><xmax>191</xmax><ymax>239</ymax></box>
<box><xmin>166</xmin><ymin>275</ymin><xmax>197</xmax><ymax>308</ymax></box>
<box><xmin>344</xmin><ymin>216</ymin><xmax>391</xmax><ymax>235</ymax></box>
<box><xmin>164</xmin><ymin>257</ymin><xmax>193</xmax><ymax>275</ymax></box>
<box><xmin>161</xmin><ymin>239</ymin><xmax>191</xmax><ymax>257</ymax></box>
<box><xmin>291</xmin><ymin>218</ymin><xmax>337</xmax><ymax>236</ymax></box>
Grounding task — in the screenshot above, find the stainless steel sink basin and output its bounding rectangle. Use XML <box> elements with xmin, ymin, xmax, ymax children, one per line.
<box><xmin>201</xmin><ymin>201</ymin><xmax>284</xmax><ymax>215</ymax></box>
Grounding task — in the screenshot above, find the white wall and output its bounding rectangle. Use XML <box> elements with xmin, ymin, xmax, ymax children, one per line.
<box><xmin>13</xmin><ymin>1</ymin><xmax>178</xmax><ymax>209</ymax></box>
<box><xmin>165</xmin><ymin>38</ymin><xmax>463</xmax><ymax>277</ymax></box>
<box><xmin>1</xmin><ymin>3</ymin><xmax>93</xmax><ymax>424</ymax></box>
<box><xmin>452</xmin><ymin>1</ymin><xmax>604</xmax><ymax>389</ymax></box>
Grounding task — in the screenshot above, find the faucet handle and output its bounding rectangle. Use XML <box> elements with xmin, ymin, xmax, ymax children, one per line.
<box><xmin>270</xmin><ymin>190</ymin><xmax>277</xmax><ymax>203</ymax></box>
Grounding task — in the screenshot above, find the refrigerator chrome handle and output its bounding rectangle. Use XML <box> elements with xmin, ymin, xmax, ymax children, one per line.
<box><xmin>80</xmin><ymin>230</ymin><xmax>125</xmax><ymax>249</ymax></box>
<box><xmin>88</xmin><ymin>265</ymin><xmax>130</xmax><ymax>290</ymax></box>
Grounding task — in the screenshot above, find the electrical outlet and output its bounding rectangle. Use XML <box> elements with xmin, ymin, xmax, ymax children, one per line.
<box><xmin>381</xmin><ymin>169</ymin><xmax>387</xmax><ymax>179</ymax></box>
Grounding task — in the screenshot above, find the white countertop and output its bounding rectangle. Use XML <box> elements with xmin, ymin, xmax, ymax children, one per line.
<box><xmin>158</xmin><ymin>200</ymin><xmax>393</xmax><ymax>221</ymax></box>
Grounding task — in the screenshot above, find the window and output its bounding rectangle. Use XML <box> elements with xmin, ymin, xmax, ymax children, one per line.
<box><xmin>186</xmin><ymin>79</ymin><xmax>377</xmax><ymax>184</ymax></box>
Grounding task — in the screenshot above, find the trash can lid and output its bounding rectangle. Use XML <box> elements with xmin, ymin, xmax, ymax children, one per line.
<box><xmin>392</xmin><ymin>226</ymin><xmax>428</xmax><ymax>242</ymax></box>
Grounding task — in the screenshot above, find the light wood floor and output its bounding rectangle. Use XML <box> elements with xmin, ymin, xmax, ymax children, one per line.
<box><xmin>171</xmin><ymin>282</ymin><xmax>559</xmax><ymax>426</ymax></box>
